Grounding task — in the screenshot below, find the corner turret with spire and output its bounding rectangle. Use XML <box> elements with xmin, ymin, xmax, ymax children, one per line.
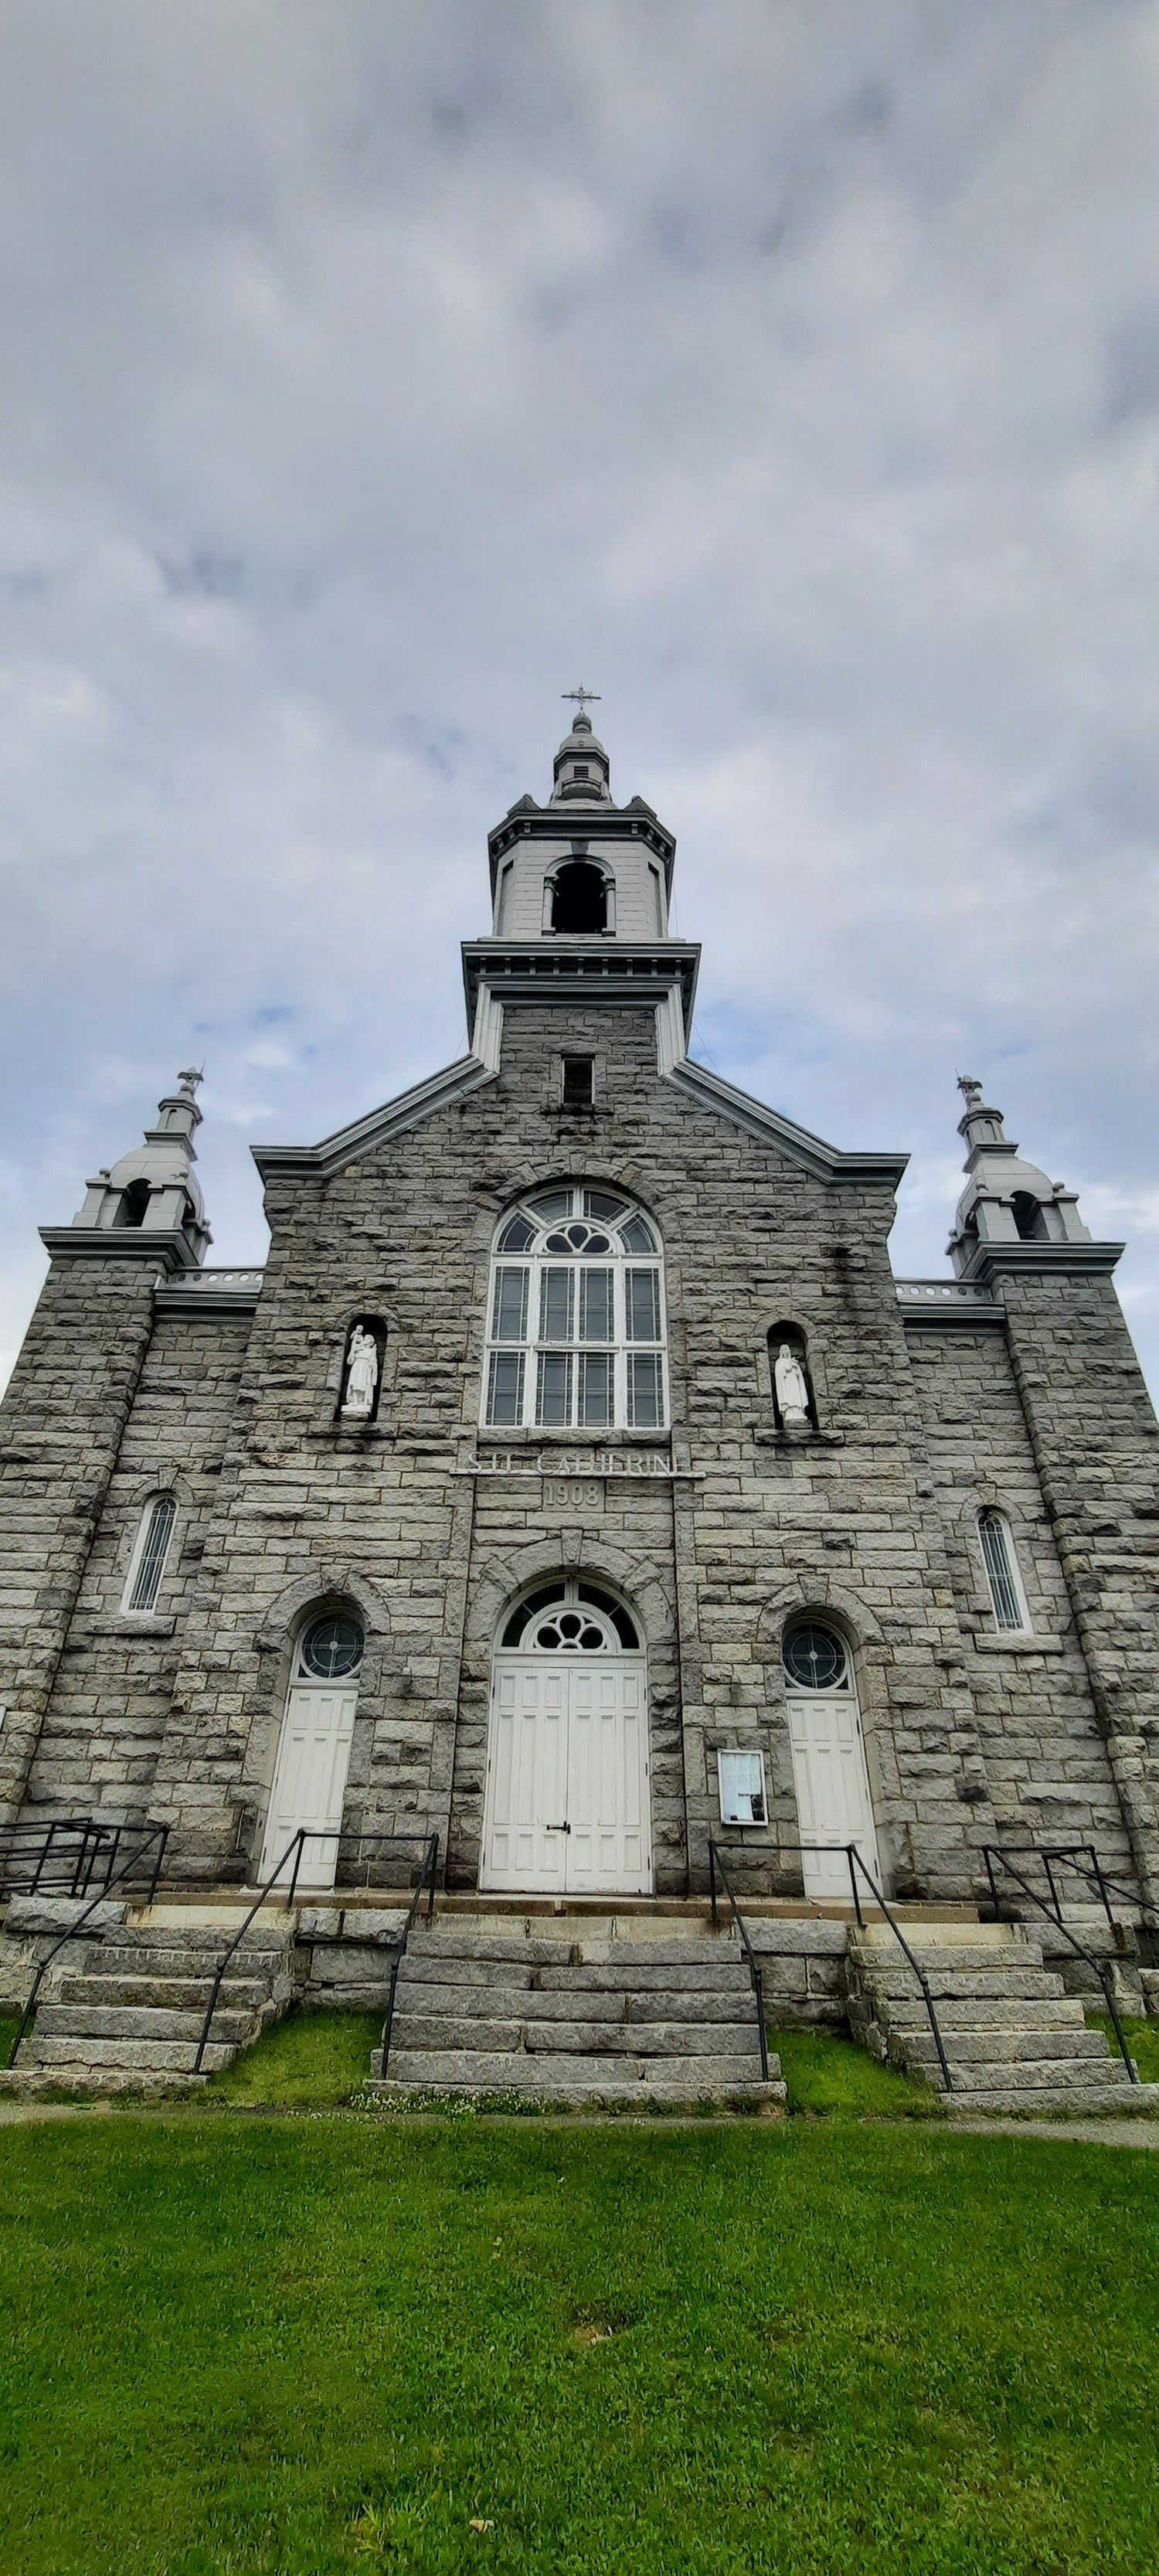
<box><xmin>47</xmin><ymin>1069</ymin><xmax>212</xmax><ymax>1268</ymax></box>
<box><xmin>947</xmin><ymin>1074</ymin><xmax>1096</xmax><ymax>1276</ymax></box>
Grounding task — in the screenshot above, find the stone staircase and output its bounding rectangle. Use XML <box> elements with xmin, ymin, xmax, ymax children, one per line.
<box><xmin>848</xmin><ymin>1921</ymin><xmax>1159</xmax><ymax>2114</ymax></box>
<box><xmin>1</xmin><ymin>1907</ymin><xmax>295</xmax><ymax>2094</ymax></box>
<box><xmin>368</xmin><ymin>1909</ymin><xmax>786</xmax><ymax>2106</ymax></box>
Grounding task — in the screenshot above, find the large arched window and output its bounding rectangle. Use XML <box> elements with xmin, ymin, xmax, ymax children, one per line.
<box><xmin>484</xmin><ymin>1186</ymin><xmax>666</xmax><ymax>1430</ymax></box>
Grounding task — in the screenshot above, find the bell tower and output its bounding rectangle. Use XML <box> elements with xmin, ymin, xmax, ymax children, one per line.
<box><xmin>464</xmin><ymin>699</ymin><xmax>698</xmax><ymax>1070</ymax></box>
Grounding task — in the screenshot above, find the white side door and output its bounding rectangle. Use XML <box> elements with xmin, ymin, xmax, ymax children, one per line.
<box><xmin>788</xmin><ymin>1693</ymin><xmax>880</xmax><ymax>1902</ymax></box>
<box><xmin>482</xmin><ymin>1660</ymin><xmax>570</xmax><ymax>1892</ymax></box>
<box><xmin>482</xmin><ymin>1657</ymin><xmax>651</xmax><ymax>1894</ymax></box>
<box><xmin>567</xmin><ymin>1660</ymin><xmax>651</xmax><ymax>1895</ymax></box>
<box><xmin>259</xmin><ymin>1680</ymin><xmax>358</xmax><ymax>1888</ymax></box>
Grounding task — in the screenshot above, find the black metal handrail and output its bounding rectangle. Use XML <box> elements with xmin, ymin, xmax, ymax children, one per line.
<box><xmin>982</xmin><ymin>1844</ymin><xmax>1139</xmax><ymax>2084</ymax></box>
<box><xmin>707</xmin><ymin>1836</ymin><xmax>954</xmax><ymax>2094</ymax></box>
<box><xmin>838</xmin><ymin>1843</ymin><xmax>954</xmax><ymax>2094</ymax></box>
<box><xmin>5</xmin><ymin>1822</ymin><xmax>169</xmax><ymax>2068</ymax></box>
<box><xmin>706</xmin><ymin>1840</ymin><xmax>770</xmax><ymax>2082</ymax></box>
<box><xmin>379</xmin><ymin>1834</ymin><xmax>440</xmax><ymax>2079</ymax></box>
<box><xmin>1038</xmin><ymin>1844</ymin><xmax>1159</xmax><ymax>1946</ymax></box>
<box><xmin>193</xmin><ymin>1829</ymin><xmax>440</xmax><ymax>2076</ymax></box>
<box><xmin>0</xmin><ymin>1816</ymin><xmax>131</xmax><ymax>1901</ymax></box>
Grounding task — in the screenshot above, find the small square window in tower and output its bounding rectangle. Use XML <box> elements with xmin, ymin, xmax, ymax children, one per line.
<box><xmin>561</xmin><ymin>1056</ymin><xmax>595</xmax><ymax>1110</ymax></box>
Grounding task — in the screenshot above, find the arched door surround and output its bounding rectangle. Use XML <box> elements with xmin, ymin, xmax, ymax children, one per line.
<box><xmin>259</xmin><ymin>1610</ymin><xmax>365</xmax><ymax>1888</ymax></box>
<box><xmin>783</xmin><ymin>1619</ymin><xmax>881</xmax><ymax>1902</ymax></box>
<box><xmin>481</xmin><ymin>1581</ymin><xmax>651</xmax><ymax>1895</ymax></box>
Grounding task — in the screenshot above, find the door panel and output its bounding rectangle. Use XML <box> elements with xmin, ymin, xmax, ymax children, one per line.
<box><xmin>788</xmin><ymin>1693</ymin><xmax>880</xmax><ymax>1901</ymax></box>
<box><xmin>483</xmin><ymin>1657</ymin><xmax>651</xmax><ymax>1894</ymax></box>
<box><xmin>487</xmin><ymin>1664</ymin><xmax>569</xmax><ymax>1890</ymax></box>
<box><xmin>260</xmin><ymin>1682</ymin><xmax>358</xmax><ymax>1887</ymax></box>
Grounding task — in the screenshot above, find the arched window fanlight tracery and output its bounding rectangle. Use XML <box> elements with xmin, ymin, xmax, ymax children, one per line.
<box><xmin>499</xmin><ymin>1581</ymin><xmax>641</xmax><ymax>1652</ymax></box>
<box><xmin>484</xmin><ymin>1186</ymin><xmax>666</xmax><ymax>1431</ymax></box>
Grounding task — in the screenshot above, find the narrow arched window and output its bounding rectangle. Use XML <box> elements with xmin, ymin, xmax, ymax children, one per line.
<box><xmin>124</xmin><ymin>1494</ymin><xmax>177</xmax><ymax>1613</ymax></box>
<box><xmin>1011</xmin><ymin>1193</ymin><xmax>1048</xmax><ymax>1242</ymax></box>
<box><xmin>484</xmin><ymin>1186</ymin><xmax>666</xmax><ymax>1430</ymax></box>
<box><xmin>978</xmin><ymin>1509</ymin><xmax>1031</xmax><ymax>1634</ymax></box>
<box><xmin>114</xmin><ymin>1178</ymin><xmax>151</xmax><ymax>1229</ymax></box>
<box><xmin>551</xmin><ymin>863</ymin><xmax>607</xmax><ymax>933</ymax></box>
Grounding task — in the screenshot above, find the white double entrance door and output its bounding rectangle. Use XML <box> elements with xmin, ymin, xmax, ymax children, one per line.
<box><xmin>482</xmin><ymin>1655</ymin><xmax>652</xmax><ymax>1895</ymax></box>
<box><xmin>259</xmin><ymin>1677</ymin><xmax>358</xmax><ymax>1887</ymax></box>
<box><xmin>787</xmin><ymin>1690</ymin><xmax>881</xmax><ymax>1903</ymax></box>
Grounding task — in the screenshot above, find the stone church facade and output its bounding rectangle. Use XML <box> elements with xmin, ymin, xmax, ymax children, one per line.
<box><xmin>3</xmin><ymin>711</ymin><xmax>1158</xmax><ymax>1928</ymax></box>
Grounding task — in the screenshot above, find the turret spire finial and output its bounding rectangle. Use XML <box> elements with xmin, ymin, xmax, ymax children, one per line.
<box><xmin>562</xmin><ymin>684</ymin><xmax>600</xmax><ymax>718</ymax></box>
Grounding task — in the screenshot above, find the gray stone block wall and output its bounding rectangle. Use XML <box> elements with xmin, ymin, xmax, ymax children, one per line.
<box><xmin>18</xmin><ymin>1311</ymin><xmax>252</xmax><ymax>1822</ymax></box>
<box><xmin>0</xmin><ymin>1255</ymin><xmax>161</xmax><ymax>1822</ymax></box>
<box><xmin>907</xmin><ymin>1323</ymin><xmax>1135</xmax><ymax>1865</ymax></box>
<box><xmin>1001</xmin><ymin>1271</ymin><xmax>1159</xmax><ymax>1903</ymax></box>
<box><xmin>5</xmin><ymin>998</ymin><xmax>1156</xmax><ymax>1913</ymax></box>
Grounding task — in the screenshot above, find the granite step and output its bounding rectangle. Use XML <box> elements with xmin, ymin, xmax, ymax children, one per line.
<box><xmin>370</xmin><ymin>2047</ymin><xmax>780</xmax><ymax>2095</ymax></box>
<box><xmin>25</xmin><ymin>2034</ymin><xmax>237</xmax><ymax>2074</ymax></box>
<box><xmin>54</xmin><ymin>1973</ymin><xmax>273</xmax><ymax>2012</ymax></box>
<box><xmin>393</xmin><ymin>1980</ymin><xmax>756</xmax><ymax>2023</ymax></box>
<box><xmin>389</xmin><ymin>2014</ymin><xmax>760</xmax><ymax>2056</ymax></box>
<box><xmin>36</xmin><ymin>2003</ymin><xmax>257</xmax><ymax>2045</ymax></box>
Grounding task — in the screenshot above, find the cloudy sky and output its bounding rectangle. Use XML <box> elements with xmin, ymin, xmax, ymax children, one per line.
<box><xmin>2</xmin><ymin>2</ymin><xmax>1158</xmax><ymax>1391</ymax></box>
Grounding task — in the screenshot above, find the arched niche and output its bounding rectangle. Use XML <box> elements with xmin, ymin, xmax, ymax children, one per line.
<box><xmin>337</xmin><ymin>1315</ymin><xmax>388</xmax><ymax>1424</ymax></box>
<box><xmin>768</xmin><ymin>1321</ymin><xmax>818</xmax><ymax>1431</ymax></box>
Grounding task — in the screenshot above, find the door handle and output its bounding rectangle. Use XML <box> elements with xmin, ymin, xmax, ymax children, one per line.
<box><xmin>544</xmin><ymin>1822</ymin><xmax>571</xmax><ymax>1834</ymax></box>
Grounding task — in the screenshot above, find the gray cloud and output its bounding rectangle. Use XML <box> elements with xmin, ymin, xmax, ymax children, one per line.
<box><xmin>2</xmin><ymin>0</ymin><xmax>1158</xmax><ymax>1387</ymax></box>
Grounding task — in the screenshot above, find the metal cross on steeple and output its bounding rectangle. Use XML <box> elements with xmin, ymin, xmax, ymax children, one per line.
<box><xmin>562</xmin><ymin>685</ymin><xmax>601</xmax><ymax>717</ymax></box>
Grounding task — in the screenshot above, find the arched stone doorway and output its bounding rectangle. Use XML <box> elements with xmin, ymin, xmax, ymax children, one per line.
<box><xmin>259</xmin><ymin>1609</ymin><xmax>365</xmax><ymax>1887</ymax></box>
<box><xmin>481</xmin><ymin>1579</ymin><xmax>651</xmax><ymax>1895</ymax></box>
<box><xmin>783</xmin><ymin>1618</ymin><xmax>881</xmax><ymax>1900</ymax></box>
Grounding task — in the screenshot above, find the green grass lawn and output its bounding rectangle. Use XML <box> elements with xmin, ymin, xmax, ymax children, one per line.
<box><xmin>768</xmin><ymin>2020</ymin><xmax>939</xmax><ymax>2118</ymax></box>
<box><xmin>1087</xmin><ymin>2012</ymin><xmax>1159</xmax><ymax>2084</ymax></box>
<box><xmin>2</xmin><ymin>2115</ymin><xmax>1158</xmax><ymax>2576</ymax></box>
<box><xmin>203</xmin><ymin>2007</ymin><xmax>382</xmax><ymax>2106</ymax></box>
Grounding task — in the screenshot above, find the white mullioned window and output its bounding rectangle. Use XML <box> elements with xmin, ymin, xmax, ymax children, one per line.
<box><xmin>484</xmin><ymin>1186</ymin><xmax>667</xmax><ymax>1431</ymax></box>
<box><xmin>123</xmin><ymin>1493</ymin><xmax>178</xmax><ymax>1614</ymax></box>
<box><xmin>978</xmin><ymin>1509</ymin><xmax>1032</xmax><ymax>1635</ymax></box>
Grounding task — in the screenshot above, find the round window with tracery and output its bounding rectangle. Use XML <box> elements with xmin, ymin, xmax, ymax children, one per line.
<box><xmin>299</xmin><ymin>1614</ymin><xmax>365</xmax><ymax>1680</ymax></box>
<box><xmin>783</xmin><ymin>1623</ymin><xmax>848</xmax><ymax>1692</ymax></box>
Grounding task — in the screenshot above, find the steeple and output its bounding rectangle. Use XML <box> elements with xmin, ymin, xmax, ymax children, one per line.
<box><xmin>63</xmin><ymin>1070</ymin><xmax>212</xmax><ymax>1263</ymax></box>
<box><xmin>551</xmin><ymin>710</ymin><xmax>613</xmax><ymax>805</ymax></box>
<box><xmin>463</xmin><ymin>702</ymin><xmax>698</xmax><ymax>1059</ymax></box>
<box><xmin>947</xmin><ymin>1075</ymin><xmax>1091</xmax><ymax>1274</ymax></box>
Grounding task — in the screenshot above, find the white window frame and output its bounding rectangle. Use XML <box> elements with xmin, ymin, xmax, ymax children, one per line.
<box><xmin>482</xmin><ymin>1186</ymin><xmax>667</xmax><ymax>1433</ymax></box>
<box><xmin>121</xmin><ymin>1492</ymin><xmax>178</xmax><ymax>1615</ymax></box>
<box><xmin>977</xmin><ymin>1509</ymin><xmax>1032</xmax><ymax>1636</ymax></box>
<box><xmin>717</xmin><ymin>1748</ymin><xmax>768</xmax><ymax>1827</ymax></box>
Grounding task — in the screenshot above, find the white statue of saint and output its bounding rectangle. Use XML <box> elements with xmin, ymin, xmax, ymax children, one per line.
<box><xmin>342</xmin><ymin>1325</ymin><xmax>379</xmax><ymax>1419</ymax></box>
<box><xmin>774</xmin><ymin>1342</ymin><xmax>811</xmax><ymax>1428</ymax></box>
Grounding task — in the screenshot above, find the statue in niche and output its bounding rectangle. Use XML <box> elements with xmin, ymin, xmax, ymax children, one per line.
<box><xmin>342</xmin><ymin>1325</ymin><xmax>379</xmax><ymax>1420</ymax></box>
<box><xmin>774</xmin><ymin>1342</ymin><xmax>811</xmax><ymax>1428</ymax></box>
